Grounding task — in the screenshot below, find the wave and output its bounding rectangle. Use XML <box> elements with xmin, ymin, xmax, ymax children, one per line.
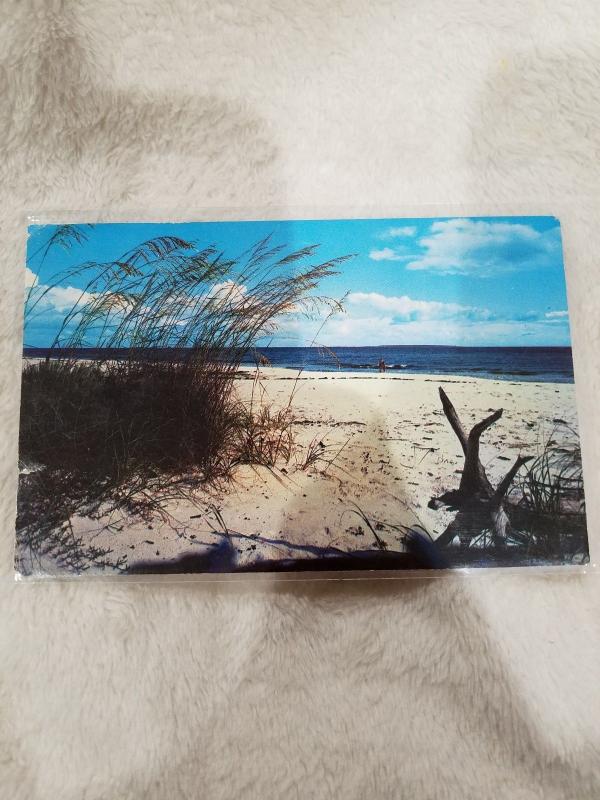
<box><xmin>23</xmin><ymin>346</ymin><xmax>574</xmax><ymax>383</ymax></box>
<box><xmin>338</xmin><ymin>362</ymin><xmax>410</xmax><ymax>370</ymax></box>
<box><xmin>332</xmin><ymin>363</ymin><xmax>558</xmax><ymax>378</ymax></box>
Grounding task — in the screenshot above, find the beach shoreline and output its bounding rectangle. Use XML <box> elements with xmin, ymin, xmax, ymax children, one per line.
<box><xmin>22</xmin><ymin>347</ymin><xmax>576</xmax><ymax>385</ymax></box>
<box><xmin>234</xmin><ymin>363</ymin><xmax>573</xmax><ymax>385</ymax></box>
<box><xmin>32</xmin><ymin>368</ymin><xmax>578</xmax><ymax>575</ymax></box>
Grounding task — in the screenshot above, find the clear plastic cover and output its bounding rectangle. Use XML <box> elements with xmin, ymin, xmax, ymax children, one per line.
<box><xmin>15</xmin><ymin>206</ymin><xmax>597</xmax><ymax>581</ymax></box>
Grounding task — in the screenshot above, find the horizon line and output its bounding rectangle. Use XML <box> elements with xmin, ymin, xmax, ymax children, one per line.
<box><xmin>23</xmin><ymin>343</ymin><xmax>573</xmax><ymax>350</ymax></box>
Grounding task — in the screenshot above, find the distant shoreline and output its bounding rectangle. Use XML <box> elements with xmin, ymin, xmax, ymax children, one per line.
<box><xmin>22</xmin><ymin>345</ymin><xmax>575</xmax><ymax>384</ymax></box>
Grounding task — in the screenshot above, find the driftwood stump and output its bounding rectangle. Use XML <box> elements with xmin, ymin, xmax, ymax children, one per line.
<box><xmin>433</xmin><ymin>387</ymin><xmax>533</xmax><ymax>548</ymax></box>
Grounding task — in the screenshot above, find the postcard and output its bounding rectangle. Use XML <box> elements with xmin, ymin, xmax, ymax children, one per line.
<box><xmin>16</xmin><ymin>216</ymin><xmax>588</xmax><ymax>577</ymax></box>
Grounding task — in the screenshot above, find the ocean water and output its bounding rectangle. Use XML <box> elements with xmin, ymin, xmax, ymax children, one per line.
<box><xmin>243</xmin><ymin>345</ymin><xmax>575</xmax><ymax>383</ymax></box>
<box><xmin>25</xmin><ymin>345</ymin><xmax>575</xmax><ymax>383</ymax></box>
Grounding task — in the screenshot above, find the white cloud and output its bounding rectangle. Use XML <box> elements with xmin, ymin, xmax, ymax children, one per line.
<box><xmin>347</xmin><ymin>291</ymin><xmax>492</xmax><ymax>321</ymax></box>
<box><xmin>45</xmin><ymin>285</ymin><xmax>96</xmax><ymax>313</ymax></box>
<box><xmin>378</xmin><ymin>226</ymin><xmax>417</xmax><ymax>239</ymax></box>
<box><xmin>26</xmin><ymin>273</ymin><xmax>96</xmax><ymax>315</ymax></box>
<box><xmin>205</xmin><ymin>280</ymin><xmax>248</xmax><ymax>303</ymax></box>
<box><xmin>404</xmin><ymin>218</ymin><xmax>561</xmax><ymax>276</ymax></box>
<box><xmin>268</xmin><ymin>290</ymin><xmax>569</xmax><ymax>347</ymax></box>
<box><xmin>545</xmin><ymin>310</ymin><xmax>569</xmax><ymax>319</ymax></box>
<box><xmin>270</xmin><ymin>313</ymin><xmax>571</xmax><ymax>348</ymax></box>
<box><xmin>369</xmin><ymin>247</ymin><xmax>411</xmax><ymax>262</ymax></box>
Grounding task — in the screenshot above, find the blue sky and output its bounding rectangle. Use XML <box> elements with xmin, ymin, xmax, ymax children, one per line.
<box><xmin>24</xmin><ymin>216</ymin><xmax>571</xmax><ymax>348</ymax></box>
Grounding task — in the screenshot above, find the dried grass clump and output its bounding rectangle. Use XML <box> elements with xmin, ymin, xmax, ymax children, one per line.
<box><xmin>18</xmin><ymin>226</ymin><xmax>353</xmax><ymax>573</ymax></box>
<box><xmin>520</xmin><ymin>434</ymin><xmax>585</xmax><ymax>517</ymax></box>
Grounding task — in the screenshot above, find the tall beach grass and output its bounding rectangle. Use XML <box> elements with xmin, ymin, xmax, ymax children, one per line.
<box><xmin>17</xmin><ymin>226</ymin><xmax>353</xmax><ymax>573</ymax></box>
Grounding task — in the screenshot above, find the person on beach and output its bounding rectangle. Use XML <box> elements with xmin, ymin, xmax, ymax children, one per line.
<box><xmin>378</xmin><ymin>357</ymin><xmax>386</xmax><ymax>373</ymax></box>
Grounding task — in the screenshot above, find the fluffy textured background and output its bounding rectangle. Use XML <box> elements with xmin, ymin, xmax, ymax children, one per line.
<box><xmin>2</xmin><ymin>1</ymin><xmax>600</xmax><ymax>798</ymax></box>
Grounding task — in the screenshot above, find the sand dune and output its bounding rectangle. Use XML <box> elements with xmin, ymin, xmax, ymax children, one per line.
<box><xmin>65</xmin><ymin>367</ymin><xmax>579</xmax><ymax>573</ymax></box>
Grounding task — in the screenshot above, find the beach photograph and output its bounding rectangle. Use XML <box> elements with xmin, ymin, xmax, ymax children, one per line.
<box><xmin>16</xmin><ymin>216</ymin><xmax>588</xmax><ymax>577</ymax></box>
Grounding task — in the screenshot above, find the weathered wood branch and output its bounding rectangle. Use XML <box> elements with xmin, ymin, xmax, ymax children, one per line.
<box><xmin>439</xmin><ymin>387</ymin><xmax>501</xmax><ymax>501</ymax></box>
<box><xmin>490</xmin><ymin>454</ymin><xmax>534</xmax><ymax>505</ymax></box>
<box><xmin>469</xmin><ymin>407</ymin><xmax>503</xmax><ymax>441</ymax></box>
<box><xmin>434</xmin><ymin>388</ymin><xmax>533</xmax><ymax>549</ymax></box>
<box><xmin>438</xmin><ymin>387</ymin><xmax>468</xmax><ymax>454</ymax></box>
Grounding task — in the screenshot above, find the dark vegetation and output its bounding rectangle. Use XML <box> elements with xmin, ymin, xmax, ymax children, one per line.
<box><xmin>17</xmin><ymin>225</ymin><xmax>352</xmax><ymax>574</ymax></box>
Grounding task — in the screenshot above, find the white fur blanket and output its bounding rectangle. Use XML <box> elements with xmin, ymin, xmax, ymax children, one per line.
<box><xmin>1</xmin><ymin>2</ymin><xmax>600</xmax><ymax>798</ymax></box>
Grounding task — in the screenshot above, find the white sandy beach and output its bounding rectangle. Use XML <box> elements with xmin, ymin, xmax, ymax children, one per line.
<box><xmin>64</xmin><ymin>367</ymin><xmax>580</xmax><ymax>572</ymax></box>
